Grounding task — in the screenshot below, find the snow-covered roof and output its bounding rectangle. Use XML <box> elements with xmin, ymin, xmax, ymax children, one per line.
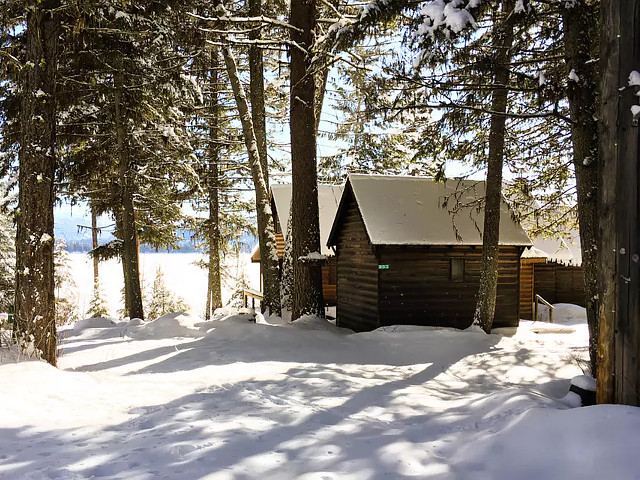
<box><xmin>328</xmin><ymin>174</ymin><xmax>532</xmax><ymax>247</ymax></box>
<box><xmin>522</xmin><ymin>234</ymin><xmax>582</xmax><ymax>266</ymax></box>
<box><xmin>271</xmin><ymin>184</ymin><xmax>343</xmax><ymax>256</ymax></box>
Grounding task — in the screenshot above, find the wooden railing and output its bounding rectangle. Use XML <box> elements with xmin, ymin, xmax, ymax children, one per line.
<box><xmin>242</xmin><ymin>288</ymin><xmax>263</xmax><ymax>310</ymax></box>
<box><xmin>534</xmin><ymin>294</ymin><xmax>555</xmax><ymax>323</ymax></box>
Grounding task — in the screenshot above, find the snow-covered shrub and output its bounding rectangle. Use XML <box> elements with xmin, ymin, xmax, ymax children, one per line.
<box><xmin>146</xmin><ymin>267</ymin><xmax>189</xmax><ymax>319</ymax></box>
<box><xmin>54</xmin><ymin>240</ymin><xmax>79</xmax><ymax>326</ymax></box>
<box><xmin>86</xmin><ymin>280</ymin><xmax>110</xmax><ymax>319</ymax></box>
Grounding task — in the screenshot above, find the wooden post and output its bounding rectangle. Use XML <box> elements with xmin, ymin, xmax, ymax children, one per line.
<box><xmin>598</xmin><ymin>0</ymin><xmax>640</xmax><ymax>405</ymax></box>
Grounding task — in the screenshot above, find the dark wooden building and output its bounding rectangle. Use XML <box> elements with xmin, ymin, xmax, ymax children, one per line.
<box><xmin>251</xmin><ymin>184</ymin><xmax>342</xmax><ymax>305</ymax></box>
<box><xmin>327</xmin><ymin>174</ymin><xmax>532</xmax><ymax>331</ymax></box>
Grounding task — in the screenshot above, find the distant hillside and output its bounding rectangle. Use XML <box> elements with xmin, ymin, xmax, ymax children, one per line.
<box><xmin>54</xmin><ymin>207</ymin><xmax>256</xmax><ymax>253</ymax></box>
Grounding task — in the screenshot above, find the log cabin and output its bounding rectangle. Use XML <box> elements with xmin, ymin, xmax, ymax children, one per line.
<box><xmin>251</xmin><ymin>184</ymin><xmax>343</xmax><ymax>305</ymax></box>
<box><xmin>520</xmin><ymin>235</ymin><xmax>585</xmax><ymax>319</ymax></box>
<box><xmin>327</xmin><ymin>174</ymin><xmax>532</xmax><ymax>331</ymax></box>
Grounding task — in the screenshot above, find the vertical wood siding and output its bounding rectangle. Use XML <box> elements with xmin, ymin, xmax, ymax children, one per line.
<box><xmin>519</xmin><ymin>258</ymin><xmax>547</xmax><ymax>319</ymax></box>
<box><xmin>322</xmin><ymin>257</ymin><xmax>337</xmax><ymax>306</ymax></box>
<box><xmin>534</xmin><ymin>263</ymin><xmax>585</xmax><ymax>307</ymax></box>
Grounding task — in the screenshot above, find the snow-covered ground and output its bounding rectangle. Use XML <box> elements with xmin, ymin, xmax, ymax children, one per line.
<box><xmin>70</xmin><ymin>253</ymin><xmax>261</xmax><ymax>319</ymax></box>
<box><xmin>1</xmin><ymin>307</ymin><xmax>639</xmax><ymax>479</ymax></box>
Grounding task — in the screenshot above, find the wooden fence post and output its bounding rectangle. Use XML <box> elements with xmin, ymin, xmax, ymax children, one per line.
<box><xmin>598</xmin><ymin>0</ymin><xmax>640</xmax><ymax>405</ymax></box>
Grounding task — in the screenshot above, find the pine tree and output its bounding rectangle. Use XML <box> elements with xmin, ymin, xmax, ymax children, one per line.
<box><xmin>56</xmin><ymin>1</ymin><xmax>201</xmax><ymax>320</ymax></box>
<box><xmin>291</xmin><ymin>0</ymin><xmax>325</xmax><ymax>320</ymax></box>
<box><xmin>146</xmin><ymin>267</ymin><xmax>189</xmax><ymax>320</ymax></box>
<box><xmin>13</xmin><ymin>0</ymin><xmax>60</xmax><ymax>366</ymax></box>
<box><xmin>0</xmin><ymin>204</ymin><xmax>15</xmax><ymax>313</ymax></box>
<box><xmin>280</xmin><ymin>202</ymin><xmax>293</xmax><ymax>312</ymax></box>
<box><xmin>54</xmin><ymin>240</ymin><xmax>79</xmax><ymax>326</ymax></box>
<box><xmin>86</xmin><ymin>280</ymin><xmax>110</xmax><ymax>319</ymax></box>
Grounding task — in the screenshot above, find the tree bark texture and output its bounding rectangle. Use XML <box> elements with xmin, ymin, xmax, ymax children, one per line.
<box><xmin>473</xmin><ymin>0</ymin><xmax>516</xmax><ymax>333</ymax></box>
<box><xmin>15</xmin><ymin>0</ymin><xmax>59</xmax><ymax>366</ymax></box>
<box><xmin>290</xmin><ymin>0</ymin><xmax>325</xmax><ymax>320</ymax></box>
<box><xmin>248</xmin><ymin>0</ymin><xmax>278</xmax><ymax>314</ymax></box>
<box><xmin>561</xmin><ymin>0</ymin><xmax>601</xmax><ymax>375</ymax></box>
<box><xmin>91</xmin><ymin>205</ymin><xmax>99</xmax><ymax>289</ymax></box>
<box><xmin>281</xmin><ymin>200</ymin><xmax>294</xmax><ymax>311</ymax></box>
<box><xmin>114</xmin><ymin>68</ymin><xmax>144</xmax><ymax>320</ymax></box>
<box><xmin>248</xmin><ymin>0</ymin><xmax>269</xmax><ymax>189</ymax></box>
<box><xmin>597</xmin><ymin>0</ymin><xmax>640</xmax><ymax>405</ymax></box>
<box><xmin>221</xmin><ymin>45</ymin><xmax>282</xmax><ymax>316</ymax></box>
<box><xmin>206</xmin><ymin>47</ymin><xmax>223</xmax><ymax>319</ymax></box>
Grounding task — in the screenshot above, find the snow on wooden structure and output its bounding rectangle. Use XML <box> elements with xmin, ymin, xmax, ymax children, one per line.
<box><xmin>327</xmin><ymin>174</ymin><xmax>532</xmax><ymax>331</ymax></box>
<box><xmin>519</xmin><ymin>235</ymin><xmax>585</xmax><ymax>319</ymax></box>
<box><xmin>251</xmin><ymin>184</ymin><xmax>343</xmax><ymax>305</ymax></box>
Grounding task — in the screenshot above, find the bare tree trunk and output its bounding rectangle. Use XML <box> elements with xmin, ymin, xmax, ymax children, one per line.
<box><xmin>206</xmin><ymin>47</ymin><xmax>223</xmax><ymax>319</ymax></box>
<box><xmin>313</xmin><ymin>0</ymin><xmax>338</xmax><ymax>136</ymax></box>
<box><xmin>473</xmin><ymin>0</ymin><xmax>516</xmax><ymax>333</ymax></box>
<box><xmin>561</xmin><ymin>0</ymin><xmax>600</xmax><ymax>375</ymax></box>
<box><xmin>248</xmin><ymin>0</ymin><xmax>269</xmax><ymax>187</ymax></box>
<box><xmin>290</xmin><ymin>0</ymin><xmax>325</xmax><ymax>320</ymax></box>
<box><xmin>114</xmin><ymin>66</ymin><xmax>144</xmax><ymax>320</ymax></box>
<box><xmin>15</xmin><ymin>0</ymin><xmax>59</xmax><ymax>366</ymax></box>
<box><xmin>281</xmin><ymin>201</ymin><xmax>293</xmax><ymax>311</ymax></box>
<box><xmin>91</xmin><ymin>205</ymin><xmax>99</xmax><ymax>289</ymax></box>
<box><xmin>597</xmin><ymin>0</ymin><xmax>640</xmax><ymax>405</ymax></box>
<box><xmin>248</xmin><ymin>0</ymin><xmax>280</xmax><ymax>314</ymax></box>
<box><xmin>221</xmin><ymin>44</ymin><xmax>281</xmax><ymax>316</ymax></box>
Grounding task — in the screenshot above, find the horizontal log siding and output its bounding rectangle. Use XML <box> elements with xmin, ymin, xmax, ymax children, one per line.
<box><xmin>377</xmin><ymin>245</ymin><xmax>521</xmax><ymax>329</ymax></box>
<box><xmin>519</xmin><ymin>258</ymin><xmax>546</xmax><ymax>320</ymax></box>
<box><xmin>534</xmin><ymin>262</ymin><xmax>585</xmax><ymax>307</ymax></box>
<box><xmin>335</xmin><ymin>196</ymin><xmax>379</xmax><ymax>331</ymax></box>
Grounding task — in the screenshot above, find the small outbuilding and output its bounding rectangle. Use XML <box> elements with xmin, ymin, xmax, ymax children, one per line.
<box><xmin>327</xmin><ymin>174</ymin><xmax>532</xmax><ymax>331</ymax></box>
<box><xmin>520</xmin><ymin>234</ymin><xmax>585</xmax><ymax>319</ymax></box>
<box><xmin>251</xmin><ymin>184</ymin><xmax>343</xmax><ymax>305</ymax></box>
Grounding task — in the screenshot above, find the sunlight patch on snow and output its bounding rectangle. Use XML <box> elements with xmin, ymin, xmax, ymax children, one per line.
<box><xmin>1</xmin><ymin>307</ymin><xmax>636</xmax><ymax>479</ymax></box>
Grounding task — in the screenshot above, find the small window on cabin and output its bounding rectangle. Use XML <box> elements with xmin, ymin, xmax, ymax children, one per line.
<box><xmin>450</xmin><ymin>258</ymin><xmax>465</xmax><ymax>282</ymax></box>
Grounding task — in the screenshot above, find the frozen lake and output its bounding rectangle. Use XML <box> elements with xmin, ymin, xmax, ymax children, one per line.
<box><xmin>69</xmin><ymin>252</ymin><xmax>260</xmax><ymax>319</ymax></box>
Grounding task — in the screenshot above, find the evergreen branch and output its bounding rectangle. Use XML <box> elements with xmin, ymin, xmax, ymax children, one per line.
<box><xmin>186</xmin><ymin>12</ymin><xmax>303</xmax><ymax>34</ymax></box>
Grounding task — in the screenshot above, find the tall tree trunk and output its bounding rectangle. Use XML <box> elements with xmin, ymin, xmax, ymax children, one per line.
<box><xmin>248</xmin><ymin>0</ymin><xmax>279</xmax><ymax>314</ymax></box>
<box><xmin>313</xmin><ymin>0</ymin><xmax>338</xmax><ymax>135</ymax></box>
<box><xmin>473</xmin><ymin>0</ymin><xmax>516</xmax><ymax>333</ymax></box>
<box><xmin>290</xmin><ymin>0</ymin><xmax>325</xmax><ymax>320</ymax></box>
<box><xmin>221</xmin><ymin>44</ymin><xmax>281</xmax><ymax>316</ymax></box>
<box><xmin>206</xmin><ymin>47</ymin><xmax>223</xmax><ymax>319</ymax></box>
<box><xmin>91</xmin><ymin>205</ymin><xmax>99</xmax><ymax>289</ymax></box>
<box><xmin>15</xmin><ymin>0</ymin><xmax>59</xmax><ymax>366</ymax></box>
<box><xmin>597</xmin><ymin>0</ymin><xmax>640</xmax><ymax>405</ymax></box>
<box><xmin>114</xmin><ymin>212</ymin><xmax>130</xmax><ymax>315</ymax></box>
<box><xmin>281</xmin><ymin>201</ymin><xmax>293</xmax><ymax>311</ymax></box>
<box><xmin>248</xmin><ymin>0</ymin><xmax>269</xmax><ymax>188</ymax></box>
<box><xmin>114</xmin><ymin>67</ymin><xmax>144</xmax><ymax>320</ymax></box>
<box><xmin>561</xmin><ymin>0</ymin><xmax>600</xmax><ymax>375</ymax></box>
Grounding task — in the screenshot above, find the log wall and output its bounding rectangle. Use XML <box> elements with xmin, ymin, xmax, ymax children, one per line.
<box><xmin>334</xmin><ymin>193</ymin><xmax>379</xmax><ymax>331</ymax></box>
<box><xmin>377</xmin><ymin>245</ymin><xmax>522</xmax><ymax>329</ymax></box>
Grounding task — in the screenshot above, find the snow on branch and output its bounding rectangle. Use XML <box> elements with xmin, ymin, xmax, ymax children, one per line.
<box><xmin>414</xmin><ymin>0</ymin><xmax>480</xmax><ymax>41</ymax></box>
<box><xmin>298</xmin><ymin>252</ymin><xmax>328</xmax><ymax>264</ymax></box>
<box><xmin>186</xmin><ymin>12</ymin><xmax>303</xmax><ymax>34</ymax></box>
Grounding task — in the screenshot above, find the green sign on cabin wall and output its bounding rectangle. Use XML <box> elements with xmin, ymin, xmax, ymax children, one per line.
<box><xmin>378</xmin><ymin>264</ymin><xmax>390</xmax><ymax>270</ymax></box>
